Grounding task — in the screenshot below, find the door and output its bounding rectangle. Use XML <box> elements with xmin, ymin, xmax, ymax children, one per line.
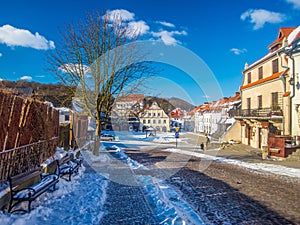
<box><xmin>258</xmin><ymin>128</ymin><xmax>262</xmax><ymax>149</ymax></box>
<box><xmin>246</xmin><ymin>125</ymin><xmax>251</xmax><ymax>145</ymax></box>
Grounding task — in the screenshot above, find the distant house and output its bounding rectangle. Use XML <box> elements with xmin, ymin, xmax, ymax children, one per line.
<box><xmin>169</xmin><ymin>108</ymin><xmax>186</xmax><ymax>131</ymax></box>
<box><xmin>193</xmin><ymin>102</ymin><xmax>210</xmax><ymax>133</ymax></box>
<box><xmin>56</xmin><ymin>107</ymin><xmax>72</xmax><ymax>124</ymax></box>
<box><xmin>193</xmin><ymin>92</ymin><xmax>241</xmax><ymax>139</ymax></box>
<box><xmin>184</xmin><ymin>110</ymin><xmax>195</xmax><ymax>132</ymax></box>
<box><xmin>113</xmin><ymin>94</ymin><xmax>144</xmax><ymax>119</ymax></box>
<box><xmin>139</xmin><ymin>102</ymin><xmax>170</xmax><ymax>132</ymax></box>
<box><xmin>112</xmin><ymin>94</ymin><xmax>144</xmax><ymax>131</ymax></box>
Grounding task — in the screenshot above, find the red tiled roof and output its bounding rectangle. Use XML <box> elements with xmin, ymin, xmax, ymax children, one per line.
<box><xmin>240</xmin><ymin>71</ymin><xmax>285</xmax><ymax>90</ymax></box>
<box><xmin>268</xmin><ymin>27</ymin><xmax>296</xmax><ymax>50</ymax></box>
<box><xmin>117</xmin><ymin>94</ymin><xmax>144</xmax><ymax>102</ymax></box>
<box><xmin>169</xmin><ymin>108</ymin><xmax>185</xmax><ymax>118</ymax></box>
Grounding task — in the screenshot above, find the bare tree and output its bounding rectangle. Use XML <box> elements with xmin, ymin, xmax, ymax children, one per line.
<box><xmin>47</xmin><ymin>10</ymin><xmax>154</xmax><ymax>139</ymax></box>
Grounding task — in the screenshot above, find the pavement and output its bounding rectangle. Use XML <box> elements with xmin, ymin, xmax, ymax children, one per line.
<box><xmin>181</xmin><ymin>132</ymin><xmax>300</xmax><ymax>169</ymax></box>
<box><xmin>126</xmin><ymin>148</ymin><xmax>300</xmax><ymax>224</ymax></box>
<box><xmin>82</xmin><ymin>135</ymin><xmax>300</xmax><ymax>224</ymax></box>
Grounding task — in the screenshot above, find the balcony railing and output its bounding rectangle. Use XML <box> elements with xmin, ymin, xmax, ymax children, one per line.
<box><xmin>235</xmin><ymin>107</ymin><xmax>283</xmax><ymax>117</ymax></box>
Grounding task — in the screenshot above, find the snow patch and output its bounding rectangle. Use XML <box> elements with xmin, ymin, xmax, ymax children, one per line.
<box><xmin>164</xmin><ymin>148</ymin><xmax>300</xmax><ymax>178</ymax></box>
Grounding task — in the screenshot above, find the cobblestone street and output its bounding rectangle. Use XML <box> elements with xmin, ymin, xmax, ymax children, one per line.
<box><xmin>79</xmin><ymin>137</ymin><xmax>300</xmax><ymax>225</ymax></box>
<box><xmin>126</xmin><ymin>148</ymin><xmax>300</xmax><ymax>224</ymax></box>
<box><xmin>101</xmin><ymin>181</ymin><xmax>157</xmax><ymax>224</ymax></box>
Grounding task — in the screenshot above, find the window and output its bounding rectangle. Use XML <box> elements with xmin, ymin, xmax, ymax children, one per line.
<box><xmin>247</xmin><ymin>98</ymin><xmax>251</xmax><ymax>111</ymax></box>
<box><xmin>158</xmin><ymin>113</ymin><xmax>160</xmax><ymax>117</ymax></box>
<box><xmin>143</xmin><ymin>120</ymin><xmax>146</xmax><ymax>124</ymax></box>
<box><xmin>247</xmin><ymin>72</ymin><xmax>251</xmax><ymax>84</ymax></box>
<box><xmin>65</xmin><ymin>115</ymin><xmax>70</xmax><ymax>121</ymax></box>
<box><xmin>271</xmin><ymin>92</ymin><xmax>279</xmax><ymax>109</ymax></box>
<box><xmin>148</xmin><ymin>113</ymin><xmax>151</xmax><ymax>117</ymax></box>
<box><xmin>153</xmin><ymin>113</ymin><xmax>156</xmax><ymax>117</ymax></box>
<box><xmin>258</xmin><ymin>67</ymin><xmax>263</xmax><ymax>79</ymax></box>
<box><xmin>148</xmin><ymin>119</ymin><xmax>151</xmax><ymax>124</ymax></box>
<box><xmin>153</xmin><ymin>119</ymin><xmax>156</xmax><ymax>124</ymax></box>
<box><xmin>272</xmin><ymin>59</ymin><xmax>279</xmax><ymax>74</ymax></box>
<box><xmin>158</xmin><ymin>120</ymin><xmax>161</xmax><ymax>124</ymax></box>
<box><xmin>163</xmin><ymin>120</ymin><xmax>166</xmax><ymax>124</ymax></box>
<box><xmin>258</xmin><ymin>95</ymin><xmax>262</xmax><ymax>109</ymax></box>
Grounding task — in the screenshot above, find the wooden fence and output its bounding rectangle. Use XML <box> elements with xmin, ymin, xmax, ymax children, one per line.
<box><xmin>0</xmin><ymin>90</ymin><xmax>59</xmax><ymax>181</ymax></box>
<box><xmin>0</xmin><ymin>91</ymin><xmax>59</xmax><ymax>151</ymax></box>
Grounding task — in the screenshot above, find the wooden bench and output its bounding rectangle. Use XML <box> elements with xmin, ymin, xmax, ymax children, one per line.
<box><xmin>8</xmin><ymin>166</ymin><xmax>59</xmax><ymax>213</ymax></box>
<box><xmin>57</xmin><ymin>154</ymin><xmax>82</xmax><ymax>181</ymax></box>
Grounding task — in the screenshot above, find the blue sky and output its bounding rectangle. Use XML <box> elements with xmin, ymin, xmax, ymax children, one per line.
<box><xmin>0</xmin><ymin>0</ymin><xmax>300</xmax><ymax>105</ymax></box>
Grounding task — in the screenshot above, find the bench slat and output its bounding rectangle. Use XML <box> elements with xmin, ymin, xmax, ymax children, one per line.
<box><xmin>8</xmin><ymin>163</ymin><xmax>59</xmax><ymax>213</ymax></box>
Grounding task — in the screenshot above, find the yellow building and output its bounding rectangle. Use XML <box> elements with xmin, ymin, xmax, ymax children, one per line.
<box><xmin>139</xmin><ymin>102</ymin><xmax>170</xmax><ymax>132</ymax></box>
<box><xmin>236</xmin><ymin>28</ymin><xmax>294</xmax><ymax>149</ymax></box>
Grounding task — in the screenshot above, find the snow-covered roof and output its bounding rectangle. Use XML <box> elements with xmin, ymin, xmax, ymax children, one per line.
<box><xmin>44</xmin><ymin>101</ymin><xmax>54</xmax><ymax>107</ymax></box>
<box><xmin>56</xmin><ymin>107</ymin><xmax>72</xmax><ymax>112</ymax></box>
<box><xmin>288</xmin><ymin>26</ymin><xmax>300</xmax><ymax>45</ymax></box>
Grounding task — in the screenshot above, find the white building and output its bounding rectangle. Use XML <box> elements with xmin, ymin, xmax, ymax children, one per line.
<box><xmin>139</xmin><ymin>102</ymin><xmax>170</xmax><ymax>132</ymax></box>
<box><xmin>287</xmin><ymin>26</ymin><xmax>300</xmax><ymax>137</ymax></box>
<box><xmin>193</xmin><ymin>93</ymin><xmax>241</xmax><ymax>138</ymax></box>
<box><xmin>56</xmin><ymin>107</ymin><xmax>72</xmax><ymax>124</ymax></box>
<box><xmin>113</xmin><ymin>94</ymin><xmax>144</xmax><ymax>119</ymax></box>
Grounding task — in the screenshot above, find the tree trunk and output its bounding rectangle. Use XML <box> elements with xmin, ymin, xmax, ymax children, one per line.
<box><xmin>93</xmin><ymin>119</ymin><xmax>102</xmax><ymax>156</ymax></box>
<box><xmin>95</xmin><ymin>118</ymin><xmax>102</xmax><ymax>137</ymax></box>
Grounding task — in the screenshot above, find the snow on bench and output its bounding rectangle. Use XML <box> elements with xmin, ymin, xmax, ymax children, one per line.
<box><xmin>8</xmin><ymin>166</ymin><xmax>59</xmax><ymax>213</ymax></box>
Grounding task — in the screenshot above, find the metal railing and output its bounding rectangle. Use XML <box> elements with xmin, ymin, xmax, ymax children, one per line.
<box><xmin>0</xmin><ymin>137</ymin><xmax>58</xmax><ymax>182</ymax></box>
<box><xmin>234</xmin><ymin>107</ymin><xmax>283</xmax><ymax>117</ymax></box>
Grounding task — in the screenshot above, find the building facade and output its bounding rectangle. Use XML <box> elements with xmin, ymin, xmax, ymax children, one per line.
<box><xmin>139</xmin><ymin>102</ymin><xmax>170</xmax><ymax>132</ymax></box>
<box><xmin>287</xmin><ymin>27</ymin><xmax>300</xmax><ymax>137</ymax></box>
<box><xmin>236</xmin><ymin>28</ymin><xmax>294</xmax><ymax>149</ymax></box>
<box><xmin>193</xmin><ymin>92</ymin><xmax>241</xmax><ymax>139</ymax></box>
<box><xmin>113</xmin><ymin>94</ymin><xmax>144</xmax><ymax>119</ymax></box>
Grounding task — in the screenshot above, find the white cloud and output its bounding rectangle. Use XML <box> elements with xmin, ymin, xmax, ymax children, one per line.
<box><xmin>127</xmin><ymin>20</ymin><xmax>150</xmax><ymax>38</ymax></box>
<box><xmin>0</xmin><ymin>52</ymin><xmax>2</xmax><ymax>57</ymax></box>
<box><xmin>241</xmin><ymin>9</ymin><xmax>286</xmax><ymax>30</ymax></box>
<box><xmin>152</xmin><ymin>30</ymin><xmax>187</xmax><ymax>45</ymax></box>
<box><xmin>0</xmin><ymin>25</ymin><xmax>55</xmax><ymax>50</ymax></box>
<box><xmin>285</xmin><ymin>0</ymin><xmax>300</xmax><ymax>9</ymax></box>
<box><xmin>230</xmin><ymin>48</ymin><xmax>247</xmax><ymax>55</ymax></box>
<box><xmin>105</xmin><ymin>9</ymin><xmax>135</xmax><ymax>21</ymax></box>
<box><xmin>20</xmin><ymin>75</ymin><xmax>32</xmax><ymax>81</ymax></box>
<box><xmin>156</xmin><ymin>21</ymin><xmax>175</xmax><ymax>28</ymax></box>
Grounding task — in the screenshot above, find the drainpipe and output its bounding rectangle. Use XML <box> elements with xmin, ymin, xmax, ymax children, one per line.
<box><xmin>288</xmin><ymin>55</ymin><xmax>296</xmax><ymax>135</ymax></box>
<box><xmin>287</xmin><ymin>37</ymin><xmax>300</xmax><ymax>137</ymax></box>
<box><xmin>277</xmin><ymin>52</ymin><xmax>289</xmax><ymax>135</ymax></box>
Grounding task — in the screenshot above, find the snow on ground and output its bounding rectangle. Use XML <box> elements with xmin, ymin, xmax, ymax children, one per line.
<box><xmin>115</xmin><ymin>131</ymin><xmax>191</xmax><ymax>146</ymax></box>
<box><xmin>139</xmin><ymin>176</ymin><xmax>205</xmax><ymax>225</ymax></box>
<box><xmin>164</xmin><ymin>148</ymin><xmax>300</xmax><ymax>179</ymax></box>
<box><xmin>0</xmin><ymin>163</ymin><xmax>108</xmax><ymax>225</ymax></box>
<box><xmin>153</xmin><ymin>136</ymin><xmax>182</xmax><ymax>143</ymax></box>
<box><xmin>113</xmin><ymin>146</ymin><xmax>206</xmax><ymax>224</ymax></box>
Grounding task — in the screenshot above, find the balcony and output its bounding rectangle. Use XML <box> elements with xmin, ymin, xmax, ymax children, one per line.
<box><xmin>235</xmin><ymin>107</ymin><xmax>283</xmax><ymax>118</ymax></box>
